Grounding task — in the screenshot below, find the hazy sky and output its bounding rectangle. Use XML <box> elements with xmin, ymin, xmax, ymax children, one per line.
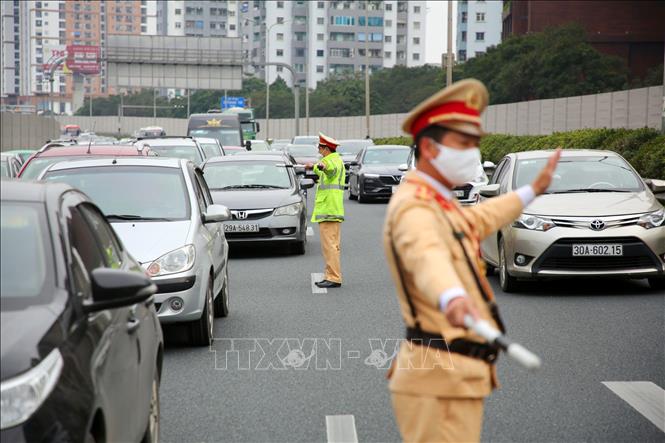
<box><xmin>425</xmin><ymin>1</ymin><xmax>458</xmax><ymax>64</ymax></box>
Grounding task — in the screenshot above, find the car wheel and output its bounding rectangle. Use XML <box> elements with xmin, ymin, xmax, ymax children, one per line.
<box><xmin>189</xmin><ymin>279</ymin><xmax>214</xmax><ymax>346</ymax></box>
<box><xmin>291</xmin><ymin>240</ymin><xmax>306</xmax><ymax>255</ymax></box>
<box><xmin>358</xmin><ymin>184</ymin><xmax>371</xmax><ymax>203</ymax></box>
<box><xmin>499</xmin><ymin>239</ymin><xmax>519</xmax><ymax>292</ymax></box>
<box><xmin>214</xmin><ymin>268</ymin><xmax>229</xmax><ymax>318</ymax></box>
<box><xmin>647</xmin><ymin>277</ymin><xmax>665</xmax><ymax>290</ymax></box>
<box><xmin>485</xmin><ymin>262</ymin><xmax>496</xmax><ymax>276</ymax></box>
<box><xmin>140</xmin><ymin>366</ymin><xmax>160</xmax><ymax>443</ymax></box>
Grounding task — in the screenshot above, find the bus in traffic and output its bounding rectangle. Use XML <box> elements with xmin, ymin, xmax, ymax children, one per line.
<box><xmin>221</xmin><ymin>107</ymin><xmax>259</xmax><ymax>141</ymax></box>
<box><xmin>187</xmin><ymin>112</ymin><xmax>246</xmax><ymax>149</ymax></box>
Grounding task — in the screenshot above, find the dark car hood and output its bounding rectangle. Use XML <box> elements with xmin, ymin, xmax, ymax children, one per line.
<box><xmin>1</xmin><ymin>292</ymin><xmax>67</xmax><ymax>380</ymax></box>
<box><xmin>361</xmin><ymin>164</ymin><xmax>404</xmax><ymax>175</ymax></box>
<box><xmin>210</xmin><ymin>188</ymin><xmax>299</xmax><ymax>210</ymax></box>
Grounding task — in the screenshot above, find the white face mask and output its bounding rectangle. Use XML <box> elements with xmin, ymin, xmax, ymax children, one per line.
<box><xmin>429</xmin><ymin>141</ymin><xmax>482</xmax><ymax>186</ymax></box>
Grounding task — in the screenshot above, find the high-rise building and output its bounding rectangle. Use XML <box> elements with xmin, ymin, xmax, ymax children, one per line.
<box><xmin>502</xmin><ymin>1</ymin><xmax>664</xmax><ymax>80</ymax></box>
<box><xmin>157</xmin><ymin>0</ymin><xmax>239</xmax><ymax>38</ymax></box>
<box><xmin>456</xmin><ymin>0</ymin><xmax>502</xmax><ymax>63</ymax></box>
<box><xmin>241</xmin><ymin>0</ymin><xmax>427</xmax><ymax>89</ymax></box>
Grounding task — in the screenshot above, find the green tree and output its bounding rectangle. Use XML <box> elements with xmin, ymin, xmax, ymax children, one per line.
<box><xmin>459</xmin><ymin>23</ymin><xmax>628</xmax><ymax>104</ymax></box>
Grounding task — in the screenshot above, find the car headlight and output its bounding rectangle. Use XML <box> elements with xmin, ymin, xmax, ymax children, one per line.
<box><xmin>147</xmin><ymin>244</ymin><xmax>195</xmax><ymax>277</ymax></box>
<box><xmin>274</xmin><ymin>202</ymin><xmax>302</xmax><ymax>217</ymax></box>
<box><xmin>513</xmin><ymin>214</ymin><xmax>555</xmax><ymax>231</ymax></box>
<box><xmin>1</xmin><ymin>348</ymin><xmax>64</xmax><ymax>429</ymax></box>
<box><xmin>637</xmin><ymin>209</ymin><xmax>664</xmax><ymax>229</ymax></box>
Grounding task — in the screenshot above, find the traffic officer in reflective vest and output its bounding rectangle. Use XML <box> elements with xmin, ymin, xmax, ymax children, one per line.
<box><xmin>383</xmin><ymin>79</ymin><xmax>560</xmax><ymax>442</ymax></box>
<box><xmin>306</xmin><ymin>132</ymin><xmax>346</xmax><ymax>288</ymax></box>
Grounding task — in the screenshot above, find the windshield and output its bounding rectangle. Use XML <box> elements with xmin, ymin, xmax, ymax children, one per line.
<box><xmin>241</xmin><ymin>122</ymin><xmax>255</xmax><ymax>133</ymax></box>
<box><xmin>1</xmin><ymin>203</ymin><xmax>52</xmax><ymax>299</ymax></box>
<box><xmin>292</xmin><ymin>137</ymin><xmax>318</xmax><ymax>145</ymax></box>
<box><xmin>363</xmin><ymin>148</ymin><xmax>410</xmax><ymax>165</ymax></box>
<box><xmin>338</xmin><ymin>141</ymin><xmax>372</xmax><ymax>155</ymax></box>
<box><xmin>21</xmin><ymin>156</ymin><xmax>94</xmax><ymax>180</ymax></box>
<box><xmin>204</xmin><ymin>161</ymin><xmax>292</xmax><ymax>190</ymax></box>
<box><xmin>514</xmin><ymin>156</ymin><xmax>643</xmax><ymax>192</ymax></box>
<box><xmin>0</xmin><ymin>160</ymin><xmax>8</xmax><ymax>177</ymax></box>
<box><xmin>149</xmin><ymin>144</ymin><xmax>203</xmax><ymax>164</ymax></box>
<box><xmin>190</xmin><ymin>128</ymin><xmax>242</xmax><ymax>147</ymax></box>
<box><xmin>42</xmin><ymin>166</ymin><xmax>191</xmax><ymax>220</ymax></box>
<box><xmin>200</xmin><ymin>143</ymin><xmax>223</xmax><ymax>158</ymax></box>
<box><xmin>288</xmin><ymin>145</ymin><xmax>318</xmax><ymax>157</ymax></box>
<box><xmin>250</xmin><ymin>141</ymin><xmax>270</xmax><ymax>152</ymax></box>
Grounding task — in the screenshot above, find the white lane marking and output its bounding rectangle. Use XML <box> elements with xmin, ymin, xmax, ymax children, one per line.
<box><xmin>306</xmin><ymin>226</ymin><xmax>314</xmax><ymax>237</ymax></box>
<box><xmin>326</xmin><ymin>415</ymin><xmax>358</xmax><ymax>443</ymax></box>
<box><xmin>602</xmin><ymin>382</ymin><xmax>665</xmax><ymax>432</ymax></box>
<box><xmin>311</xmin><ymin>273</ymin><xmax>327</xmax><ymax>294</ymax></box>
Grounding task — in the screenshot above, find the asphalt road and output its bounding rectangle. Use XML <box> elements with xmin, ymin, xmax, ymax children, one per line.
<box><xmin>160</xmin><ymin>192</ymin><xmax>665</xmax><ymax>443</ymax></box>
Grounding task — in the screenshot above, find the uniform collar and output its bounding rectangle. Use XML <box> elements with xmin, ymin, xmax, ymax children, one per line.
<box><xmin>413</xmin><ymin>170</ymin><xmax>454</xmax><ymax>200</ymax></box>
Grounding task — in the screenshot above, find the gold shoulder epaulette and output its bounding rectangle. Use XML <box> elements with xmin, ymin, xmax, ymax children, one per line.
<box><xmin>414</xmin><ymin>185</ymin><xmax>435</xmax><ymax>201</ymax></box>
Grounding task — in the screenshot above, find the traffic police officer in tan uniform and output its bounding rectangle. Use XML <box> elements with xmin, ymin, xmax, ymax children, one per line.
<box><xmin>383</xmin><ymin>79</ymin><xmax>560</xmax><ymax>442</ymax></box>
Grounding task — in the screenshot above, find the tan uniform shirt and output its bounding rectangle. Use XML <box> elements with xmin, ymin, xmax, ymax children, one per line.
<box><xmin>383</xmin><ymin>170</ymin><xmax>524</xmax><ymax>398</ymax></box>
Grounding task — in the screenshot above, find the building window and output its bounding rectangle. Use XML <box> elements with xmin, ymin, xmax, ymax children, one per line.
<box><xmin>461</xmin><ymin>11</ymin><xmax>467</xmax><ymax>23</ymax></box>
<box><xmin>332</xmin><ymin>16</ymin><xmax>354</xmax><ymax>26</ymax></box>
<box><xmin>412</xmin><ymin>53</ymin><xmax>420</xmax><ymax>61</ymax></box>
<box><xmin>317</xmin><ymin>33</ymin><xmax>324</xmax><ymax>41</ymax></box>
<box><xmin>295</xmin><ymin>63</ymin><xmax>304</xmax><ymax>73</ymax></box>
<box><xmin>461</xmin><ymin>31</ymin><xmax>466</xmax><ymax>42</ymax></box>
<box><xmin>316</xmin><ymin>49</ymin><xmax>324</xmax><ymax>57</ymax></box>
<box><xmin>276</xmin><ymin>32</ymin><xmax>284</xmax><ymax>40</ymax></box>
<box><xmin>318</xmin><ymin>1</ymin><xmax>325</xmax><ymax>8</ymax></box>
<box><xmin>296</xmin><ymin>48</ymin><xmax>305</xmax><ymax>57</ymax></box>
<box><xmin>330</xmin><ymin>47</ymin><xmax>351</xmax><ymax>57</ymax></box>
<box><xmin>277</xmin><ymin>1</ymin><xmax>284</xmax><ymax>8</ymax></box>
<box><xmin>413</xmin><ymin>37</ymin><xmax>420</xmax><ymax>45</ymax></box>
<box><xmin>295</xmin><ymin>32</ymin><xmax>306</xmax><ymax>41</ymax></box>
<box><xmin>384</xmin><ymin>51</ymin><xmax>391</xmax><ymax>58</ymax></box>
<box><xmin>476</xmin><ymin>12</ymin><xmax>485</xmax><ymax>22</ymax></box>
<box><xmin>475</xmin><ymin>32</ymin><xmax>484</xmax><ymax>41</ymax></box>
<box><xmin>386</xmin><ymin>3</ymin><xmax>392</xmax><ymax>11</ymax></box>
<box><xmin>175</xmin><ymin>22</ymin><xmax>181</xmax><ymax>28</ymax></box>
<box><xmin>413</xmin><ymin>21</ymin><xmax>421</xmax><ymax>30</ymax></box>
<box><xmin>175</xmin><ymin>8</ymin><xmax>181</xmax><ymax>15</ymax></box>
<box><xmin>475</xmin><ymin>51</ymin><xmax>484</xmax><ymax>57</ymax></box>
<box><xmin>316</xmin><ymin>65</ymin><xmax>324</xmax><ymax>73</ymax></box>
<box><xmin>413</xmin><ymin>6</ymin><xmax>420</xmax><ymax>13</ymax></box>
<box><xmin>317</xmin><ymin>17</ymin><xmax>324</xmax><ymax>25</ymax></box>
<box><xmin>385</xmin><ymin>35</ymin><xmax>391</xmax><ymax>42</ymax></box>
<box><xmin>230</xmin><ymin>24</ymin><xmax>236</xmax><ymax>30</ymax></box>
<box><xmin>458</xmin><ymin>50</ymin><xmax>466</xmax><ymax>61</ymax></box>
<box><xmin>277</xmin><ymin>16</ymin><xmax>284</xmax><ymax>24</ymax></box>
<box><xmin>141</xmin><ymin>25</ymin><xmax>147</xmax><ymax>33</ymax></box>
<box><xmin>276</xmin><ymin>66</ymin><xmax>283</xmax><ymax>72</ymax></box>
<box><xmin>276</xmin><ymin>49</ymin><xmax>283</xmax><ymax>57</ymax></box>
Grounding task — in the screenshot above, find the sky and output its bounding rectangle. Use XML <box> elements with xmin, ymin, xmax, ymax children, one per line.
<box><xmin>425</xmin><ymin>1</ymin><xmax>458</xmax><ymax>64</ymax></box>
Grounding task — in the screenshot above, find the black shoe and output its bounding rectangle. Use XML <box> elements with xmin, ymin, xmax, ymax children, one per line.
<box><xmin>315</xmin><ymin>280</ymin><xmax>342</xmax><ymax>288</ymax></box>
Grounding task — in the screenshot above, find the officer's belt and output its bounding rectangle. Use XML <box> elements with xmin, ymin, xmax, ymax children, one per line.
<box><xmin>405</xmin><ymin>327</ymin><xmax>499</xmax><ymax>364</ymax></box>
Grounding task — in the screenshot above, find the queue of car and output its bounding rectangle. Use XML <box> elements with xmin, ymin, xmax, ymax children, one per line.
<box><xmin>2</xmin><ymin>127</ymin><xmax>664</xmax><ymax>441</ymax></box>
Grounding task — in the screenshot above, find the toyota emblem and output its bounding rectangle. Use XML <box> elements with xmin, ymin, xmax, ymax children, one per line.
<box><xmin>590</xmin><ymin>219</ymin><xmax>605</xmax><ymax>231</ymax></box>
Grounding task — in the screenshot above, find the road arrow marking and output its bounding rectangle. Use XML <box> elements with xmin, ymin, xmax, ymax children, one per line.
<box><xmin>602</xmin><ymin>381</ymin><xmax>665</xmax><ymax>432</ymax></box>
<box><xmin>326</xmin><ymin>414</ymin><xmax>358</xmax><ymax>443</ymax></box>
<box><xmin>311</xmin><ymin>273</ymin><xmax>327</xmax><ymax>294</ymax></box>
<box><xmin>306</xmin><ymin>226</ymin><xmax>314</xmax><ymax>237</ymax></box>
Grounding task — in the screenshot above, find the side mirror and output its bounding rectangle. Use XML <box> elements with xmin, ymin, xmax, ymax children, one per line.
<box><xmin>300</xmin><ymin>178</ymin><xmax>315</xmax><ymax>189</ymax></box>
<box><xmin>256</xmin><ymin>122</ymin><xmax>260</xmax><ymax>132</ymax></box>
<box><xmin>349</xmin><ymin>161</ymin><xmax>359</xmax><ymax>167</ymax></box>
<box><xmin>245</xmin><ymin>140</ymin><xmax>252</xmax><ymax>150</ymax></box>
<box><xmin>85</xmin><ymin>268</ymin><xmax>157</xmax><ymax>313</ymax></box>
<box><xmin>479</xmin><ymin>184</ymin><xmax>500</xmax><ymax>198</ymax></box>
<box><xmin>483</xmin><ymin>161</ymin><xmax>496</xmax><ymax>170</ymax></box>
<box><xmin>645</xmin><ymin>179</ymin><xmax>665</xmax><ymax>194</ymax></box>
<box><xmin>398</xmin><ymin>163</ymin><xmax>409</xmax><ymax>172</ymax></box>
<box><xmin>203</xmin><ymin>204</ymin><xmax>231</xmax><ymax>223</ymax></box>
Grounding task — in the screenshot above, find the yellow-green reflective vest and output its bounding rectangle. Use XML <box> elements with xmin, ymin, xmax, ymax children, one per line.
<box><xmin>311</xmin><ymin>152</ymin><xmax>345</xmax><ymax>223</ymax></box>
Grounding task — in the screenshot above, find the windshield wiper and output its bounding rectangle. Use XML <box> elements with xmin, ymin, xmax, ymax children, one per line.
<box><xmin>547</xmin><ymin>188</ymin><xmax>632</xmax><ymax>194</ymax></box>
<box><xmin>219</xmin><ymin>184</ymin><xmax>288</xmax><ymax>189</ymax></box>
<box><xmin>106</xmin><ymin>214</ymin><xmax>175</xmax><ymax>221</ymax></box>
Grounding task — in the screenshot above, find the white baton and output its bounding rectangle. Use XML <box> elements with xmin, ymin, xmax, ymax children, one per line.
<box><xmin>464</xmin><ymin>315</ymin><xmax>542</xmax><ymax>371</ymax></box>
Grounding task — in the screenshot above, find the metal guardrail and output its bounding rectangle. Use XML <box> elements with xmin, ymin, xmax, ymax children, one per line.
<box><xmin>105</xmin><ymin>46</ymin><xmax>244</xmax><ymax>66</ymax></box>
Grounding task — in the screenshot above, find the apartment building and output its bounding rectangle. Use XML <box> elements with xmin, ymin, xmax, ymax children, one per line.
<box><xmin>456</xmin><ymin>0</ymin><xmax>502</xmax><ymax>62</ymax></box>
<box><xmin>241</xmin><ymin>0</ymin><xmax>427</xmax><ymax>89</ymax></box>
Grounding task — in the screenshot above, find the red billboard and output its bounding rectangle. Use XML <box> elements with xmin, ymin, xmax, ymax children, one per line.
<box><xmin>66</xmin><ymin>45</ymin><xmax>101</xmax><ymax>74</ymax></box>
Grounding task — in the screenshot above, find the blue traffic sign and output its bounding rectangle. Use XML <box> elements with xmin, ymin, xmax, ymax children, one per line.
<box><xmin>221</xmin><ymin>96</ymin><xmax>246</xmax><ymax>109</ymax></box>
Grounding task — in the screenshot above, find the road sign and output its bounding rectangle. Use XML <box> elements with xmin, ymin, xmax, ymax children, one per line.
<box><xmin>221</xmin><ymin>96</ymin><xmax>246</xmax><ymax>109</ymax></box>
<box><xmin>66</xmin><ymin>45</ymin><xmax>101</xmax><ymax>74</ymax></box>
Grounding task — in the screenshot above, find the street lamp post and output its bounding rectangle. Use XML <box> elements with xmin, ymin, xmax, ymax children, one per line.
<box><xmin>254</xmin><ymin>61</ymin><xmax>300</xmax><ymax>137</ymax></box>
<box><xmin>266</xmin><ymin>20</ymin><xmax>291</xmax><ymax>140</ymax></box>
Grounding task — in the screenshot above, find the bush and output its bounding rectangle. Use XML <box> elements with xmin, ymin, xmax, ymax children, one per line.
<box><xmin>376</xmin><ymin>128</ymin><xmax>664</xmax><ymax>179</ymax></box>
